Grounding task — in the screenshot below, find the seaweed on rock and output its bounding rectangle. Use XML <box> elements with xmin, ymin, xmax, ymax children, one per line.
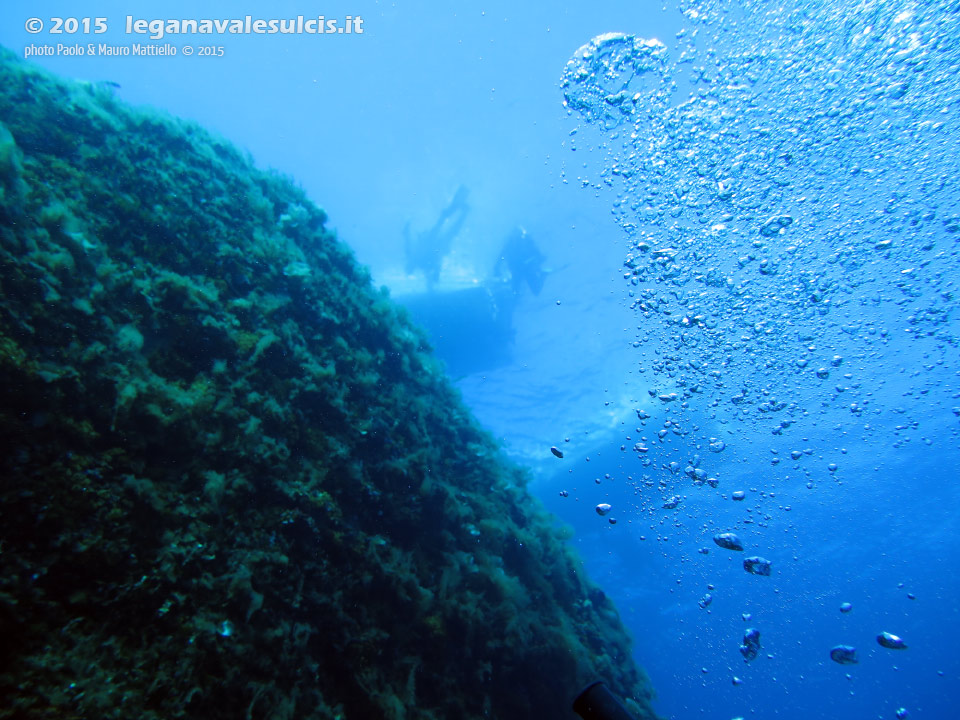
<box><xmin>0</xmin><ymin>47</ymin><xmax>660</xmax><ymax>720</ymax></box>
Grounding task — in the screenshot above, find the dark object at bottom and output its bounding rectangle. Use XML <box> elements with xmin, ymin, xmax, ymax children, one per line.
<box><xmin>573</xmin><ymin>681</ymin><xmax>636</xmax><ymax>720</ymax></box>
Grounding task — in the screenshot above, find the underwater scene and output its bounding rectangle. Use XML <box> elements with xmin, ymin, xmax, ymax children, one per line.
<box><xmin>1</xmin><ymin>0</ymin><xmax>958</xmax><ymax>719</ymax></box>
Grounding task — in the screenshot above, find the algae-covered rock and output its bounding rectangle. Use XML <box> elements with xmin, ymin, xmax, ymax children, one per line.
<box><xmin>0</xmin><ymin>47</ymin><xmax>659</xmax><ymax>720</ymax></box>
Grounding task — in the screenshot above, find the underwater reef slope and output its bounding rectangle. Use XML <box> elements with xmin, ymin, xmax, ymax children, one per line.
<box><xmin>0</xmin><ymin>48</ymin><xmax>658</xmax><ymax>720</ymax></box>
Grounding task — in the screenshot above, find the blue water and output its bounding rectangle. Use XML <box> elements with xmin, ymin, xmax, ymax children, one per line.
<box><xmin>6</xmin><ymin>0</ymin><xmax>959</xmax><ymax>718</ymax></box>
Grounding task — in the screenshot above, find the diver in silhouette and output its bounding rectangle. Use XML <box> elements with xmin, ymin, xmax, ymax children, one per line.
<box><xmin>403</xmin><ymin>185</ymin><xmax>470</xmax><ymax>288</ymax></box>
<box><xmin>493</xmin><ymin>226</ymin><xmax>548</xmax><ymax>296</ymax></box>
<box><xmin>396</xmin><ymin>222</ymin><xmax>552</xmax><ymax>375</ymax></box>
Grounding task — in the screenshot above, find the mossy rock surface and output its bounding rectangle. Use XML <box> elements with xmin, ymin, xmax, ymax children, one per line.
<box><xmin>0</xmin><ymin>47</ymin><xmax>659</xmax><ymax>720</ymax></box>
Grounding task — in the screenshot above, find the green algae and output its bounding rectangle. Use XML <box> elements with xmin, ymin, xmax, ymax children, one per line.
<box><xmin>0</xmin><ymin>47</ymin><xmax>660</xmax><ymax>720</ymax></box>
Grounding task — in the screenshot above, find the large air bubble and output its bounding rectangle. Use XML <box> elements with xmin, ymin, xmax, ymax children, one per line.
<box><xmin>561</xmin><ymin>33</ymin><xmax>671</xmax><ymax>130</ymax></box>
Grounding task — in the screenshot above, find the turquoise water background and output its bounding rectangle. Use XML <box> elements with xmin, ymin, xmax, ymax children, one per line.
<box><xmin>4</xmin><ymin>1</ymin><xmax>958</xmax><ymax>718</ymax></box>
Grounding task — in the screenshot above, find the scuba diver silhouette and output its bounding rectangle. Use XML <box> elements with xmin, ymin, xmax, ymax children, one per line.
<box><xmin>403</xmin><ymin>185</ymin><xmax>470</xmax><ymax>288</ymax></box>
<box><xmin>397</xmin><ymin>204</ymin><xmax>554</xmax><ymax>375</ymax></box>
<box><xmin>492</xmin><ymin>226</ymin><xmax>548</xmax><ymax>296</ymax></box>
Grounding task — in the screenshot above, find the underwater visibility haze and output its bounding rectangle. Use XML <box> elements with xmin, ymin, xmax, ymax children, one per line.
<box><xmin>1</xmin><ymin>0</ymin><xmax>959</xmax><ymax>719</ymax></box>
